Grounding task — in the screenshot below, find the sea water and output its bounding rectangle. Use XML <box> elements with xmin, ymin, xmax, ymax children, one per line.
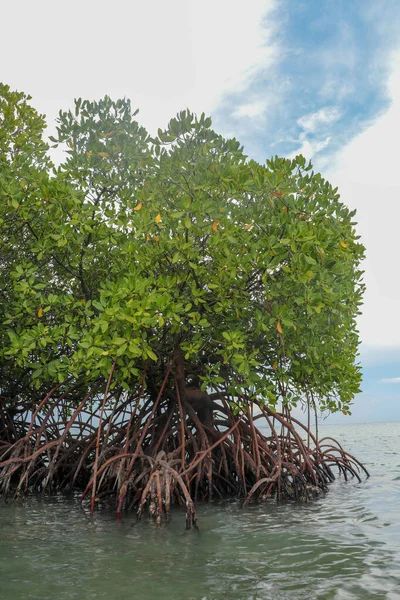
<box><xmin>1</xmin><ymin>422</ymin><xmax>399</xmax><ymax>599</ymax></box>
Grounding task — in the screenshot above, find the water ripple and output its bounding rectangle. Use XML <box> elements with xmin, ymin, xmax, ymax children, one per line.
<box><xmin>1</xmin><ymin>422</ymin><xmax>400</xmax><ymax>599</ymax></box>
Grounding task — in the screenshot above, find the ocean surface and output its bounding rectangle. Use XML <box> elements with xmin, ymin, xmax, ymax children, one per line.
<box><xmin>1</xmin><ymin>421</ymin><xmax>399</xmax><ymax>600</ymax></box>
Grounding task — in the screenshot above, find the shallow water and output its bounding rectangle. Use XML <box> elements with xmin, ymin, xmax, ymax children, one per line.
<box><xmin>1</xmin><ymin>422</ymin><xmax>400</xmax><ymax>599</ymax></box>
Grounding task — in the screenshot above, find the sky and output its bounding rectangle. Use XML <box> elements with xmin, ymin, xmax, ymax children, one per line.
<box><xmin>1</xmin><ymin>0</ymin><xmax>400</xmax><ymax>423</ymax></box>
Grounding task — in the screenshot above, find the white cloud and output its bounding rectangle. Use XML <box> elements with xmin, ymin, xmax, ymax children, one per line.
<box><xmin>297</xmin><ymin>107</ymin><xmax>341</xmax><ymax>133</ymax></box>
<box><xmin>381</xmin><ymin>378</ymin><xmax>400</xmax><ymax>383</ymax></box>
<box><xmin>288</xmin><ymin>136</ymin><xmax>331</xmax><ymax>161</ymax></box>
<box><xmin>232</xmin><ymin>100</ymin><xmax>269</xmax><ymax>119</ymax></box>
<box><xmin>327</xmin><ymin>51</ymin><xmax>400</xmax><ymax>346</ymax></box>
<box><xmin>287</xmin><ymin>107</ymin><xmax>340</xmax><ymax>161</ymax></box>
<box><xmin>0</xmin><ymin>0</ymin><xmax>277</xmax><ymax>134</ymax></box>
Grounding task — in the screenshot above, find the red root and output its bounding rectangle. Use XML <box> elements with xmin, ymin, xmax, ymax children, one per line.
<box><xmin>0</xmin><ymin>381</ymin><xmax>369</xmax><ymax>528</ymax></box>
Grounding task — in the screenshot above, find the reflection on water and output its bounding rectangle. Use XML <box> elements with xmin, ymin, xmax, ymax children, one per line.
<box><xmin>1</xmin><ymin>422</ymin><xmax>400</xmax><ymax>599</ymax></box>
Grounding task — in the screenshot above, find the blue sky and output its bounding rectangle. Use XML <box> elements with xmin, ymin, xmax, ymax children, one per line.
<box><xmin>1</xmin><ymin>0</ymin><xmax>400</xmax><ymax>423</ymax></box>
<box><xmin>213</xmin><ymin>1</ymin><xmax>400</xmax><ymax>170</ymax></box>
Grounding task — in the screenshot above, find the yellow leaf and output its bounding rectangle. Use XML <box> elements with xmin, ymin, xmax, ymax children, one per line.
<box><xmin>154</xmin><ymin>235</ymin><xmax>160</xmax><ymax>243</ymax></box>
<box><xmin>276</xmin><ymin>321</ymin><xmax>283</xmax><ymax>335</ymax></box>
<box><xmin>319</xmin><ymin>250</ymin><xmax>323</xmax><ymax>261</ymax></box>
<box><xmin>97</xmin><ymin>152</ymin><xmax>109</xmax><ymax>158</ymax></box>
<box><xmin>210</xmin><ymin>164</ymin><xmax>218</xmax><ymax>171</ymax></box>
<box><xmin>272</xmin><ymin>360</ymin><xmax>278</xmax><ymax>370</ymax></box>
<box><xmin>155</xmin><ymin>213</ymin><xmax>162</xmax><ymax>224</ymax></box>
<box><xmin>273</xmin><ymin>191</ymin><xmax>283</xmax><ymax>197</ymax></box>
<box><xmin>244</xmin><ymin>223</ymin><xmax>253</xmax><ymax>231</ymax></box>
<box><xmin>293</xmin><ymin>324</ymin><xmax>297</xmax><ymax>331</ymax></box>
<box><xmin>67</xmin><ymin>140</ymin><xmax>73</xmax><ymax>149</ymax></box>
<box><xmin>212</xmin><ymin>219</ymin><xmax>220</xmax><ymax>232</ymax></box>
<box><xmin>342</xmin><ymin>409</ymin><xmax>348</xmax><ymax>415</ymax></box>
<box><xmin>134</xmin><ymin>202</ymin><xmax>143</xmax><ymax>211</ymax></box>
<box><xmin>283</xmin><ymin>206</ymin><xmax>288</xmax><ymax>213</ymax></box>
<box><xmin>38</xmin><ymin>307</ymin><xmax>43</xmax><ymax>318</ymax></box>
<box><xmin>340</xmin><ymin>240</ymin><xmax>347</xmax><ymax>248</ymax></box>
<box><xmin>102</xmin><ymin>351</ymin><xmax>109</xmax><ymax>356</ymax></box>
<box><xmin>269</xmin><ymin>249</ymin><xmax>275</xmax><ymax>257</ymax></box>
<box><xmin>101</xmin><ymin>130</ymin><xmax>115</xmax><ymax>138</ymax></box>
<box><xmin>86</xmin><ymin>151</ymin><xmax>93</xmax><ymax>157</ymax></box>
<box><xmin>306</xmin><ymin>270</ymin><xmax>313</xmax><ymax>277</ymax></box>
<box><xmin>146</xmin><ymin>234</ymin><xmax>151</xmax><ymax>242</ymax></box>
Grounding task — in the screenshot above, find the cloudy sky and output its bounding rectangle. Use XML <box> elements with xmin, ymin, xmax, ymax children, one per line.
<box><xmin>2</xmin><ymin>0</ymin><xmax>400</xmax><ymax>423</ymax></box>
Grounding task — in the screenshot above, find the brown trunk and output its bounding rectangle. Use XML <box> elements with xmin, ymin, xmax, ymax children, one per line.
<box><xmin>175</xmin><ymin>351</ymin><xmax>216</xmax><ymax>428</ymax></box>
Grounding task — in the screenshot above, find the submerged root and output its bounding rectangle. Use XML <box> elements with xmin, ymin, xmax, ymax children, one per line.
<box><xmin>134</xmin><ymin>453</ymin><xmax>198</xmax><ymax>529</ymax></box>
<box><xmin>0</xmin><ymin>384</ymin><xmax>369</xmax><ymax>528</ymax></box>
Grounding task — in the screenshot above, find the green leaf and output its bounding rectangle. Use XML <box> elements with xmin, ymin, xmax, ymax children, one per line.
<box><xmin>116</xmin><ymin>343</ymin><xmax>127</xmax><ymax>356</ymax></box>
<box><xmin>147</xmin><ymin>349</ymin><xmax>158</xmax><ymax>361</ymax></box>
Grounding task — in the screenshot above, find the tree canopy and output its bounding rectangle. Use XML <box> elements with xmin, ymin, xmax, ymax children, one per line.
<box><xmin>0</xmin><ymin>84</ymin><xmax>365</xmax><ymax>415</ymax></box>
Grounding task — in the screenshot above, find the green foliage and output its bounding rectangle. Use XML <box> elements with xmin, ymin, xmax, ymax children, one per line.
<box><xmin>0</xmin><ymin>85</ymin><xmax>365</xmax><ymax>413</ymax></box>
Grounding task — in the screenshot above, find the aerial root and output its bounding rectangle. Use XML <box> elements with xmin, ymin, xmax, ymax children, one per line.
<box><xmin>0</xmin><ymin>385</ymin><xmax>369</xmax><ymax>527</ymax></box>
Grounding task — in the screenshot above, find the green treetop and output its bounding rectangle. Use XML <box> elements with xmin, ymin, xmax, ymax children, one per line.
<box><xmin>0</xmin><ymin>86</ymin><xmax>365</xmax><ymax>415</ymax></box>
